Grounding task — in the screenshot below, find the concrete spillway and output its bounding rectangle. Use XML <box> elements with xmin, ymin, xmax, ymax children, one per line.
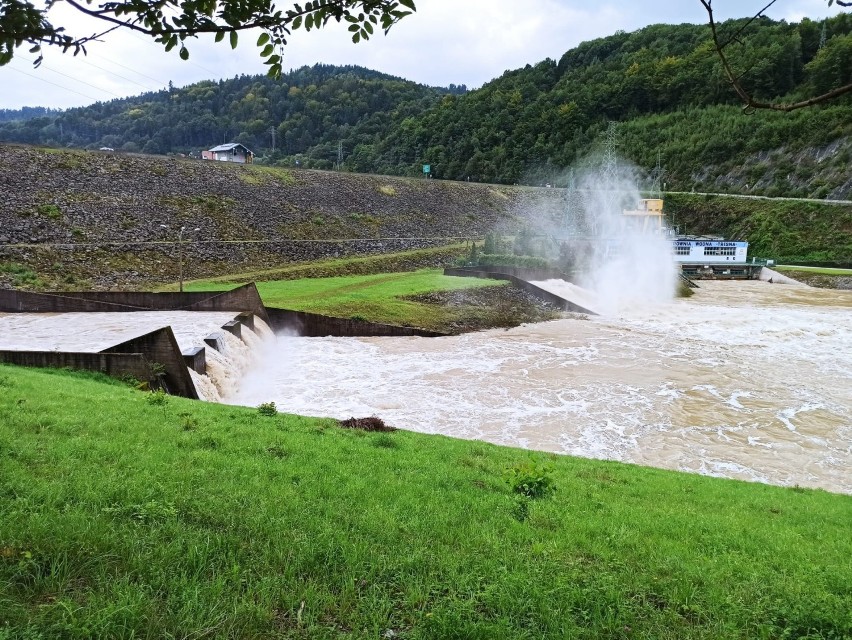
<box><xmin>0</xmin><ymin>285</ymin><xmax>276</xmax><ymax>399</ymax></box>
<box><xmin>0</xmin><ymin>309</ymin><xmax>274</xmax><ymax>400</ymax></box>
<box><xmin>527</xmin><ymin>279</ymin><xmax>606</xmax><ymax>315</ymax></box>
<box><xmin>0</xmin><ymin>284</ymin><xmax>440</xmax><ymax>399</ymax></box>
<box><xmin>443</xmin><ymin>267</ymin><xmax>600</xmax><ymax>315</ymax></box>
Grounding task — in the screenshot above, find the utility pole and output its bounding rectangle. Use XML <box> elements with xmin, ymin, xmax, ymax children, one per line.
<box><xmin>649</xmin><ymin>150</ymin><xmax>666</xmax><ymax>199</ymax></box>
<box><xmin>161</xmin><ymin>225</ymin><xmax>200</xmax><ymax>292</ymax></box>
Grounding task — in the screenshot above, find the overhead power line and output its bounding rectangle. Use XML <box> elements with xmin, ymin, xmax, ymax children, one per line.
<box><xmin>17</xmin><ymin>56</ymin><xmax>124</xmax><ymax>99</ymax></box>
<box><xmin>7</xmin><ymin>65</ymin><xmax>102</xmax><ymax>103</ymax></box>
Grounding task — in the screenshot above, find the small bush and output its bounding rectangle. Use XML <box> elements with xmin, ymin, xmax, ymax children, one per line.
<box><xmin>118</xmin><ymin>373</ymin><xmax>142</xmax><ymax>388</ymax></box>
<box><xmin>257</xmin><ymin>401</ymin><xmax>278</xmax><ymax>416</ymax></box>
<box><xmin>145</xmin><ymin>390</ymin><xmax>169</xmax><ymax>417</ymax></box>
<box><xmin>372</xmin><ymin>433</ymin><xmax>399</xmax><ymax>449</ymax></box>
<box><xmin>178</xmin><ymin>412</ymin><xmax>198</xmax><ymax>431</ymax></box>
<box><xmin>378</xmin><ymin>185</ymin><xmax>397</xmax><ymax>196</ymax></box>
<box><xmin>506</xmin><ymin>460</ymin><xmax>556</xmax><ymax>499</ymax></box>
<box><xmin>0</xmin><ymin>262</ymin><xmax>39</xmax><ymax>287</ymax></box>
<box><xmin>511</xmin><ymin>496</ymin><xmax>531</xmax><ymax>522</ymax></box>
<box><xmin>266</xmin><ymin>444</ymin><xmax>288</xmax><ymax>458</ymax></box>
<box><xmin>36</xmin><ymin>204</ymin><xmax>62</xmax><ymax>219</ymax></box>
<box><xmin>339</xmin><ymin>416</ymin><xmax>396</xmax><ymax>432</ymax></box>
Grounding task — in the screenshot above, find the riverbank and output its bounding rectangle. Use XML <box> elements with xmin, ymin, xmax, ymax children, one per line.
<box><xmin>776</xmin><ymin>265</ymin><xmax>852</xmax><ymax>290</ymax></box>
<box><xmin>186</xmin><ymin>269</ymin><xmax>563</xmax><ymax>334</ymax></box>
<box><xmin>1</xmin><ymin>365</ymin><xmax>850</xmax><ymax>638</ymax></box>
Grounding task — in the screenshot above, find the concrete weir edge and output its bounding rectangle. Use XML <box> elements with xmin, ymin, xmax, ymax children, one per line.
<box><xmin>443</xmin><ymin>267</ymin><xmax>599</xmax><ymax>315</ymax></box>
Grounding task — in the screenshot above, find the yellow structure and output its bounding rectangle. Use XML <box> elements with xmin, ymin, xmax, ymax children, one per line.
<box><xmin>622</xmin><ymin>198</ymin><xmax>665</xmax><ymax>233</ymax></box>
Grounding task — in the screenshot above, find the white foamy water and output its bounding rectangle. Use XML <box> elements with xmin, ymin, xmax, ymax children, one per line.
<box><xmin>228</xmin><ymin>281</ymin><xmax>852</xmax><ymax>494</ymax></box>
<box><xmin>0</xmin><ymin>311</ymin><xmax>240</xmax><ymax>352</ymax></box>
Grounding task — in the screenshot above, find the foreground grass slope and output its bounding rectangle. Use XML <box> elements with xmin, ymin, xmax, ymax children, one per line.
<box><xmin>1</xmin><ymin>366</ymin><xmax>850</xmax><ymax>639</ymax></box>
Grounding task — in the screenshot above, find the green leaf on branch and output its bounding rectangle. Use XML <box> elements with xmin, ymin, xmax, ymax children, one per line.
<box><xmin>229</xmin><ymin>30</ymin><xmax>238</xmax><ymax>49</ymax></box>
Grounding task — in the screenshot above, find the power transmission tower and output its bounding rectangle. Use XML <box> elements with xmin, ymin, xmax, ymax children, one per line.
<box><xmin>596</xmin><ymin>121</ymin><xmax>623</xmax><ymax>235</ymax></box>
<box><xmin>336</xmin><ymin>141</ymin><xmax>343</xmax><ymax>170</ymax></box>
<box><xmin>820</xmin><ymin>20</ymin><xmax>827</xmax><ymax>49</ymax></box>
<box><xmin>270</xmin><ymin>127</ymin><xmax>276</xmax><ymax>152</ymax></box>
<box><xmin>601</xmin><ymin>121</ymin><xmax>620</xmax><ymax>186</ymax></box>
<box><xmin>648</xmin><ymin>150</ymin><xmax>666</xmax><ymax>199</ymax></box>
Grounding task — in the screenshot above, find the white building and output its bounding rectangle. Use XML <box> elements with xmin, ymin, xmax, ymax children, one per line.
<box><xmin>201</xmin><ymin>143</ymin><xmax>254</xmax><ymax>164</ymax></box>
<box><xmin>672</xmin><ymin>238</ymin><xmax>749</xmax><ymax>264</ymax></box>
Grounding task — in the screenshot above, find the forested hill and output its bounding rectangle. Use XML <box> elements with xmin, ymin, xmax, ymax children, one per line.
<box><xmin>0</xmin><ymin>64</ymin><xmax>464</xmax><ymax>162</ymax></box>
<box><xmin>2</xmin><ymin>15</ymin><xmax>852</xmax><ymax>197</ymax></box>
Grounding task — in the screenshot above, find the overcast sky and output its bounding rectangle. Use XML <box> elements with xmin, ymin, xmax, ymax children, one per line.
<box><xmin>3</xmin><ymin>0</ymin><xmax>844</xmax><ymax>110</ymax></box>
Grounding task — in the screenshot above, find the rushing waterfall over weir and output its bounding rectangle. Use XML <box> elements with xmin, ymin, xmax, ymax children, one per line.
<box><xmin>193</xmin><ymin>318</ymin><xmax>275</xmax><ymax>402</ymax></box>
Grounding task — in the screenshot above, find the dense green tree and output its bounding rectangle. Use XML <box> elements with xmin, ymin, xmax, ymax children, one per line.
<box><xmin>701</xmin><ymin>0</ymin><xmax>851</xmax><ymax>111</ymax></box>
<box><xmin>0</xmin><ymin>0</ymin><xmax>415</xmax><ymax>77</ymax></box>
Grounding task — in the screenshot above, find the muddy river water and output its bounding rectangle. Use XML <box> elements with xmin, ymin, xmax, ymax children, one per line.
<box><xmin>228</xmin><ymin>281</ymin><xmax>852</xmax><ymax>494</ymax></box>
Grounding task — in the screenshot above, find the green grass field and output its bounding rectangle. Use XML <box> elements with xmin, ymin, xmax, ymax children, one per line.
<box><xmin>1</xmin><ymin>366</ymin><xmax>850</xmax><ymax>639</ymax></box>
<box><xmin>174</xmin><ymin>245</ymin><xmax>469</xmax><ymax>288</ymax></box>
<box><xmin>187</xmin><ymin>269</ymin><xmax>513</xmax><ymax>331</ymax></box>
<box><xmin>776</xmin><ymin>265</ymin><xmax>852</xmax><ymax>276</ymax></box>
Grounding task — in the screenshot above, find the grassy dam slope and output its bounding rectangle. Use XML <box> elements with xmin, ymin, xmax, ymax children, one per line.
<box><xmin>2</xmin><ymin>144</ymin><xmax>852</xmax><ymax>289</ymax></box>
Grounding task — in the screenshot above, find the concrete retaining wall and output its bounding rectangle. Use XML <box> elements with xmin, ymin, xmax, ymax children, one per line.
<box><xmin>465</xmin><ymin>265</ymin><xmax>569</xmax><ymax>281</ymax></box>
<box><xmin>101</xmin><ymin>327</ymin><xmax>199</xmax><ymax>399</ymax></box>
<box><xmin>0</xmin><ymin>283</ymin><xmax>268</xmax><ymax>323</ymax></box>
<box><xmin>0</xmin><ymin>351</ymin><xmax>153</xmax><ymax>384</ymax></box>
<box><xmin>0</xmin><ymin>326</ymin><xmax>198</xmax><ymax>398</ymax></box>
<box><xmin>266</xmin><ymin>308</ymin><xmax>445</xmax><ymax>337</ymax></box>
<box><xmin>758</xmin><ymin>267</ymin><xmax>809</xmax><ymax>286</ymax></box>
<box><xmin>444</xmin><ymin>267</ymin><xmax>597</xmax><ymax>315</ymax></box>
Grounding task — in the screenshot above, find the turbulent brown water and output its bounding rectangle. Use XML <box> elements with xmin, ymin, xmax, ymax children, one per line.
<box><xmin>227</xmin><ymin>281</ymin><xmax>852</xmax><ymax>494</ymax></box>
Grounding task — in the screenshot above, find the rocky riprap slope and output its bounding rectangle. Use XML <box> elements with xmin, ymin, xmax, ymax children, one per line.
<box><xmin>0</xmin><ymin>145</ymin><xmax>547</xmax><ymax>289</ymax></box>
